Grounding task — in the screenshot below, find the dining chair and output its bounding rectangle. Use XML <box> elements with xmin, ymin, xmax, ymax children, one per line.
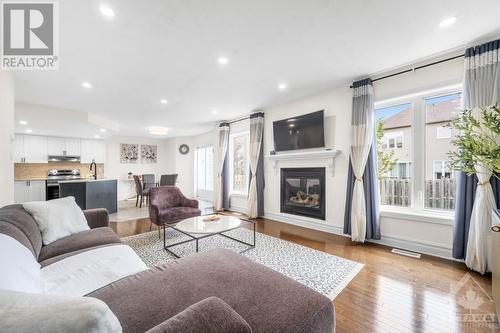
<box><xmin>133</xmin><ymin>175</ymin><xmax>150</xmax><ymax>208</ymax></box>
<box><xmin>142</xmin><ymin>174</ymin><xmax>156</xmax><ymax>190</ymax></box>
<box><xmin>160</xmin><ymin>174</ymin><xmax>178</xmax><ymax>186</ymax></box>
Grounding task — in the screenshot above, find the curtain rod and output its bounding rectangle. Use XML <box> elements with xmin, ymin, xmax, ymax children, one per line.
<box><xmin>349</xmin><ymin>54</ymin><xmax>463</xmax><ymax>88</ymax></box>
<box><xmin>224</xmin><ymin>110</ymin><xmax>264</xmax><ymax>125</ymax></box>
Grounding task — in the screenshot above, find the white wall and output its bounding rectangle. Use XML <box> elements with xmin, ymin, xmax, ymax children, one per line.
<box><xmin>262</xmin><ymin>56</ymin><xmax>464</xmax><ymax>259</ymax></box>
<box><xmin>0</xmin><ymin>70</ymin><xmax>15</xmax><ymax>207</ymax></box>
<box><xmin>105</xmin><ymin>136</ymin><xmax>176</xmax><ymax>200</ymax></box>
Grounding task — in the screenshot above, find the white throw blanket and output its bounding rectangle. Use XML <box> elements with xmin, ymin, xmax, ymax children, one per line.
<box><xmin>41</xmin><ymin>244</ymin><xmax>148</xmax><ymax>296</ymax></box>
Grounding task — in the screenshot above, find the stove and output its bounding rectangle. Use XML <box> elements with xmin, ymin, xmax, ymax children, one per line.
<box><xmin>46</xmin><ymin>169</ymin><xmax>82</xmax><ymax>200</ymax></box>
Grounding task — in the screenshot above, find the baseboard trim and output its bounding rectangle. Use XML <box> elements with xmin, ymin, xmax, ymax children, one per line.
<box><xmin>263</xmin><ymin>212</ymin><xmax>455</xmax><ymax>261</ymax></box>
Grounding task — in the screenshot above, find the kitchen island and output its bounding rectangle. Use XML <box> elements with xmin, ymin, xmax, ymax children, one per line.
<box><xmin>59</xmin><ymin>179</ymin><xmax>117</xmax><ymax>214</ymax></box>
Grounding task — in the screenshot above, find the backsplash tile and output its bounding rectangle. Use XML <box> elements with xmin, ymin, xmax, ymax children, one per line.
<box><xmin>15</xmin><ymin>163</ymin><xmax>104</xmax><ymax>180</ymax></box>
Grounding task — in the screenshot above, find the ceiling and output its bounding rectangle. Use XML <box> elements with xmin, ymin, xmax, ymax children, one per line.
<box><xmin>13</xmin><ymin>0</ymin><xmax>500</xmax><ymax>138</ymax></box>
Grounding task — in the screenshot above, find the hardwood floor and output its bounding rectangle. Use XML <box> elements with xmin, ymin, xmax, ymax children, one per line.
<box><xmin>111</xmin><ymin>214</ymin><xmax>498</xmax><ymax>333</ymax></box>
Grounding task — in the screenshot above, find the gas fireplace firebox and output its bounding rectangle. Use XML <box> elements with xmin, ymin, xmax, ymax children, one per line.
<box><xmin>280</xmin><ymin>168</ymin><xmax>325</xmax><ymax>220</ymax></box>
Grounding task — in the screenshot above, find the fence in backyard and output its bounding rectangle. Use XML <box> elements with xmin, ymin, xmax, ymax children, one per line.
<box><xmin>379</xmin><ymin>178</ymin><xmax>455</xmax><ymax>211</ymax></box>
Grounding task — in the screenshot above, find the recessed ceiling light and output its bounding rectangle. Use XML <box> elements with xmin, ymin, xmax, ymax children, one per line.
<box><xmin>94</xmin><ymin>135</ymin><xmax>100</xmax><ymax>139</ymax></box>
<box><xmin>211</xmin><ymin>110</ymin><xmax>218</xmax><ymax>114</ymax></box>
<box><xmin>148</xmin><ymin>126</ymin><xmax>168</xmax><ymax>135</ymax></box>
<box><xmin>99</xmin><ymin>4</ymin><xmax>115</xmax><ymax>18</ymax></box>
<box><xmin>439</xmin><ymin>16</ymin><xmax>457</xmax><ymax>28</ymax></box>
<box><xmin>100</xmin><ymin>128</ymin><xmax>107</xmax><ymax>133</ymax></box>
<box><xmin>19</xmin><ymin>120</ymin><xmax>27</xmax><ymax>125</ymax></box>
<box><xmin>160</xmin><ymin>99</ymin><xmax>168</xmax><ymax>105</ymax></box>
<box><xmin>217</xmin><ymin>57</ymin><xmax>229</xmax><ymax>66</ymax></box>
<box><xmin>26</xmin><ymin>129</ymin><xmax>32</xmax><ymax>133</ymax></box>
<box><xmin>278</xmin><ymin>83</ymin><xmax>287</xmax><ymax>91</ymax></box>
<box><xmin>82</xmin><ymin>82</ymin><xmax>92</xmax><ymax>89</ymax></box>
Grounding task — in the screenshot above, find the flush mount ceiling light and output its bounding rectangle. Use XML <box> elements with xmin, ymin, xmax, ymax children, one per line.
<box><xmin>278</xmin><ymin>83</ymin><xmax>287</xmax><ymax>91</ymax></box>
<box><xmin>148</xmin><ymin>126</ymin><xmax>168</xmax><ymax>135</ymax></box>
<box><xmin>100</xmin><ymin>128</ymin><xmax>107</xmax><ymax>133</ymax></box>
<box><xmin>439</xmin><ymin>16</ymin><xmax>457</xmax><ymax>28</ymax></box>
<box><xmin>211</xmin><ymin>110</ymin><xmax>218</xmax><ymax>114</ymax></box>
<box><xmin>81</xmin><ymin>82</ymin><xmax>92</xmax><ymax>89</ymax></box>
<box><xmin>160</xmin><ymin>99</ymin><xmax>168</xmax><ymax>105</ymax></box>
<box><xmin>94</xmin><ymin>135</ymin><xmax>100</xmax><ymax>139</ymax></box>
<box><xmin>26</xmin><ymin>129</ymin><xmax>33</xmax><ymax>133</ymax></box>
<box><xmin>99</xmin><ymin>4</ymin><xmax>115</xmax><ymax>18</ymax></box>
<box><xmin>217</xmin><ymin>57</ymin><xmax>229</xmax><ymax>66</ymax></box>
<box><xmin>19</xmin><ymin>120</ymin><xmax>27</xmax><ymax>125</ymax></box>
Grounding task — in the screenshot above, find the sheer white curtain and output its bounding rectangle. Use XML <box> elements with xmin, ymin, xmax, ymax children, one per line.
<box><xmin>214</xmin><ymin>124</ymin><xmax>229</xmax><ymax>211</ymax></box>
<box><xmin>462</xmin><ymin>40</ymin><xmax>500</xmax><ymax>274</ymax></box>
<box><xmin>349</xmin><ymin>79</ymin><xmax>375</xmax><ymax>242</ymax></box>
<box><xmin>247</xmin><ymin>113</ymin><xmax>264</xmax><ymax>218</ymax></box>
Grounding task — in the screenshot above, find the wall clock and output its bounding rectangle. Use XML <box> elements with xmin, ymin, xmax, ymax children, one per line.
<box><xmin>179</xmin><ymin>144</ymin><xmax>190</xmax><ymax>155</ymax></box>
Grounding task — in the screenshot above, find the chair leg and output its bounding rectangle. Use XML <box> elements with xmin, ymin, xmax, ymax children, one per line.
<box><xmin>158</xmin><ymin>225</ymin><xmax>160</xmax><ymax>239</ymax></box>
<box><xmin>135</xmin><ymin>195</ymin><xmax>139</xmax><ymax>207</ymax></box>
<box><xmin>140</xmin><ymin>195</ymin><xmax>143</xmax><ymax>208</ymax></box>
<box><xmin>149</xmin><ymin>221</ymin><xmax>152</xmax><ymax>231</ymax></box>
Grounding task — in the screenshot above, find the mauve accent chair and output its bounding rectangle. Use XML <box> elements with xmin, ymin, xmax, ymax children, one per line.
<box><xmin>148</xmin><ymin>186</ymin><xmax>201</xmax><ymax>237</ymax></box>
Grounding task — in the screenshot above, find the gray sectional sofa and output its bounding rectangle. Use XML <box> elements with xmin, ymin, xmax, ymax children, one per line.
<box><xmin>0</xmin><ymin>204</ymin><xmax>335</xmax><ymax>332</ymax></box>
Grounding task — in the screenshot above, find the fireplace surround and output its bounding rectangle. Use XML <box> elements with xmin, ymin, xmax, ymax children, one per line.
<box><xmin>280</xmin><ymin>167</ymin><xmax>325</xmax><ymax>220</ymax></box>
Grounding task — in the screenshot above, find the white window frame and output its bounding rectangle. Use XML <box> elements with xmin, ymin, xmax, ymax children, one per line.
<box><xmin>195</xmin><ymin>145</ymin><xmax>214</xmax><ymax>200</ymax></box>
<box><xmin>374</xmin><ymin>86</ymin><xmax>461</xmax><ymax>223</ymax></box>
<box><xmin>229</xmin><ymin>131</ymin><xmax>250</xmax><ymax>196</ymax></box>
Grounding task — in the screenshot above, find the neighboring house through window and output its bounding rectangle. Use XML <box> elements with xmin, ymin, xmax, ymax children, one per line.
<box><xmin>229</xmin><ymin>131</ymin><xmax>250</xmax><ymax>195</ymax></box>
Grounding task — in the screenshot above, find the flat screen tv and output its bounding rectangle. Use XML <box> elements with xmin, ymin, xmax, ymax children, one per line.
<box><xmin>273</xmin><ymin>110</ymin><xmax>325</xmax><ymax>152</ymax></box>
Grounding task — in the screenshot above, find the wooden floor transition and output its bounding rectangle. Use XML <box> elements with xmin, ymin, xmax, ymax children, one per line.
<box><xmin>111</xmin><ymin>214</ymin><xmax>498</xmax><ymax>333</ymax></box>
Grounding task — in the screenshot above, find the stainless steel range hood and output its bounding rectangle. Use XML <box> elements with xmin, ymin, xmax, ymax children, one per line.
<box><xmin>48</xmin><ymin>155</ymin><xmax>81</xmax><ymax>163</ymax></box>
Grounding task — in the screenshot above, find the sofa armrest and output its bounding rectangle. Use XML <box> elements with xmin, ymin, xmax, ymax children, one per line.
<box><xmin>83</xmin><ymin>208</ymin><xmax>109</xmax><ymax>229</ymax></box>
<box><xmin>180</xmin><ymin>197</ymin><xmax>199</xmax><ymax>208</ymax></box>
<box><xmin>145</xmin><ymin>297</ymin><xmax>252</xmax><ymax>333</ymax></box>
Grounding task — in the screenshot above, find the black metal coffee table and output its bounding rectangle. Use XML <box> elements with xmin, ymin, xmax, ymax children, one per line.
<box><xmin>163</xmin><ymin>215</ymin><xmax>255</xmax><ymax>258</ymax></box>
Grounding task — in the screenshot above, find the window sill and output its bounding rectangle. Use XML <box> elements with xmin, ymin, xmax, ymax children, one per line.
<box><xmin>230</xmin><ymin>192</ymin><xmax>248</xmax><ymax>198</ymax></box>
<box><xmin>380</xmin><ymin>206</ymin><xmax>454</xmax><ymax>226</ymax></box>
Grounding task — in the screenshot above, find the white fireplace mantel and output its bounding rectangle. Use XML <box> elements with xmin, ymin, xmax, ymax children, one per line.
<box><xmin>265</xmin><ymin>149</ymin><xmax>341</xmax><ymax>176</ymax></box>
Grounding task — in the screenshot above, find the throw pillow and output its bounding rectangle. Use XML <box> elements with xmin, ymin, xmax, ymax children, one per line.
<box><xmin>0</xmin><ymin>234</ymin><xmax>43</xmax><ymax>294</ymax></box>
<box><xmin>0</xmin><ymin>289</ymin><xmax>122</xmax><ymax>333</ymax></box>
<box><xmin>23</xmin><ymin>196</ymin><xmax>90</xmax><ymax>245</ymax></box>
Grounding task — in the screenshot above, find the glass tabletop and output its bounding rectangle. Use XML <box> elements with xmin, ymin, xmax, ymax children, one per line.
<box><xmin>174</xmin><ymin>215</ymin><xmax>243</xmax><ymax>234</ymax></box>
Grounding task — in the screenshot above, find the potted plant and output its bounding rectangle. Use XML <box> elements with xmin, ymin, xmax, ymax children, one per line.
<box><xmin>127</xmin><ymin>172</ymin><xmax>133</xmax><ymax>180</ymax></box>
<box><xmin>448</xmin><ymin>103</ymin><xmax>500</xmax><ymax>179</ymax></box>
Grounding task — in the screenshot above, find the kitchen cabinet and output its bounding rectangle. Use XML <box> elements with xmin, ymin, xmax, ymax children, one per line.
<box><xmin>14</xmin><ymin>180</ymin><xmax>46</xmax><ymax>203</ymax></box>
<box><xmin>47</xmin><ymin>137</ymin><xmax>81</xmax><ymax>156</ymax></box>
<box><xmin>80</xmin><ymin>139</ymin><xmax>106</xmax><ymax>163</ymax></box>
<box><xmin>14</xmin><ymin>135</ymin><xmax>48</xmax><ymax>163</ymax></box>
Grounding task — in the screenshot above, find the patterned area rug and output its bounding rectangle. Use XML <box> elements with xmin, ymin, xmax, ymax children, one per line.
<box><xmin>121</xmin><ymin>228</ymin><xmax>363</xmax><ymax>300</ymax></box>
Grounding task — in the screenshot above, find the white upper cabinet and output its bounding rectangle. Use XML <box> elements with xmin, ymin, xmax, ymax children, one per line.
<box><xmin>65</xmin><ymin>138</ymin><xmax>81</xmax><ymax>156</ymax></box>
<box><xmin>14</xmin><ymin>135</ymin><xmax>47</xmax><ymax>163</ymax></box>
<box><xmin>81</xmin><ymin>139</ymin><xmax>106</xmax><ymax>163</ymax></box>
<box><xmin>47</xmin><ymin>137</ymin><xmax>81</xmax><ymax>156</ymax></box>
<box><xmin>23</xmin><ymin>135</ymin><xmax>48</xmax><ymax>162</ymax></box>
<box><xmin>47</xmin><ymin>137</ymin><xmax>66</xmax><ymax>155</ymax></box>
<box><xmin>14</xmin><ymin>135</ymin><xmax>24</xmax><ymax>163</ymax></box>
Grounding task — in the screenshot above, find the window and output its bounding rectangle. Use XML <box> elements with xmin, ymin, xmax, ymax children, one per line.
<box><xmin>229</xmin><ymin>132</ymin><xmax>250</xmax><ymax>195</ymax></box>
<box><xmin>376</xmin><ymin>103</ymin><xmax>412</xmax><ymax>207</ymax></box>
<box><xmin>195</xmin><ymin>145</ymin><xmax>214</xmax><ymax>198</ymax></box>
<box><xmin>375</xmin><ymin>91</ymin><xmax>460</xmax><ymax>214</ymax></box>
<box><xmin>436</xmin><ymin>125</ymin><xmax>452</xmax><ymax>139</ymax></box>
<box><xmin>425</xmin><ymin>93</ymin><xmax>460</xmax><ymax>211</ymax></box>
<box><xmin>382</xmin><ymin>131</ymin><xmax>404</xmax><ymax>149</ymax></box>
